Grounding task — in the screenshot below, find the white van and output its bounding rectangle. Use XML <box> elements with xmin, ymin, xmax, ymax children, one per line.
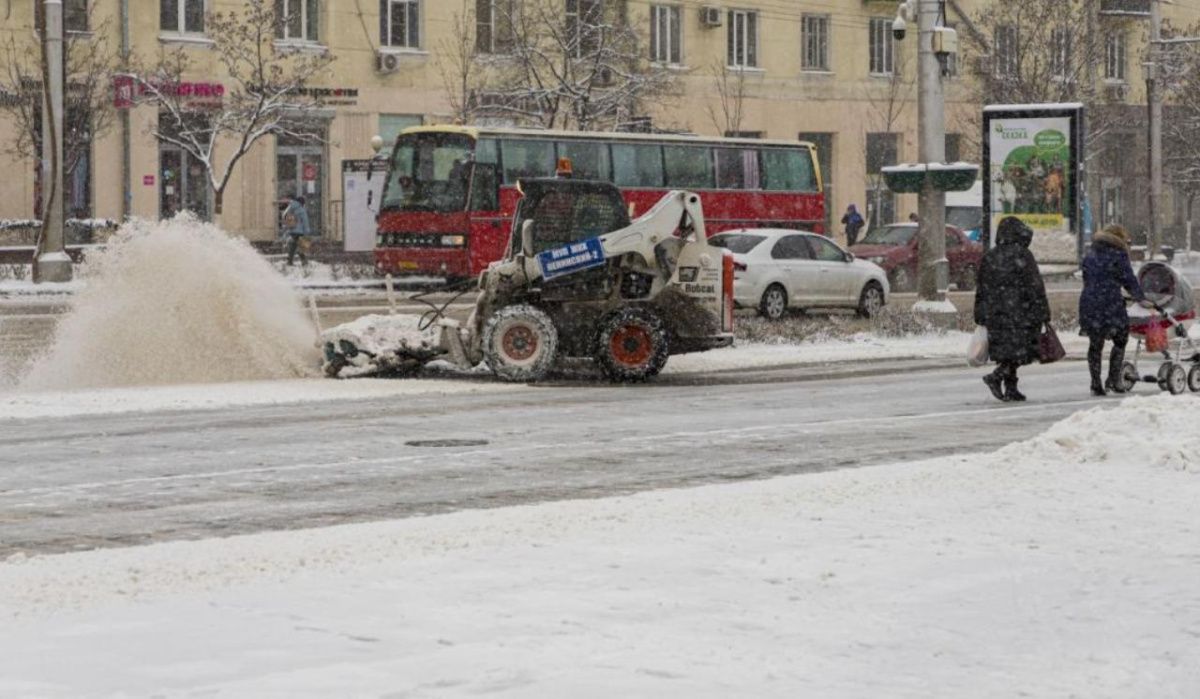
<box><xmin>945</xmin><ymin>181</ymin><xmax>983</xmax><ymax>242</ymax></box>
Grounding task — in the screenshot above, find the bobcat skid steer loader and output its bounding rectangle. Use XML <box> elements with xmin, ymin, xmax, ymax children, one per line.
<box><xmin>322</xmin><ymin>177</ymin><xmax>734</xmax><ymax>382</ymax></box>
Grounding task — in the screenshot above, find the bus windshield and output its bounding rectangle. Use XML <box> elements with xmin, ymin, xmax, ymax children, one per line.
<box><xmin>381</xmin><ymin>132</ymin><xmax>474</xmax><ymax>213</ymax></box>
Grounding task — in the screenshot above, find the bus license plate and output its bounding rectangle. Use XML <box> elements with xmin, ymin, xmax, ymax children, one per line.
<box><xmin>399</xmin><ymin>260</ymin><xmax>419</xmax><ymax>270</ymax></box>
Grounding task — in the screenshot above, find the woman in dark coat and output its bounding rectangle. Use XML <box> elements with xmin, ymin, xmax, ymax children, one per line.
<box><xmin>974</xmin><ymin>217</ymin><xmax>1051</xmax><ymax>401</ymax></box>
<box><xmin>1079</xmin><ymin>224</ymin><xmax>1146</xmax><ymax>395</ymax></box>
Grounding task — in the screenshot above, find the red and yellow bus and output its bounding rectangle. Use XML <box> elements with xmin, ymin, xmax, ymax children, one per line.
<box><xmin>374</xmin><ymin>125</ymin><xmax>824</xmax><ymax>278</ymax></box>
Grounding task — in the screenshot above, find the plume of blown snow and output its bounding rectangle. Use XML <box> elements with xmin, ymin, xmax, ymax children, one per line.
<box><xmin>20</xmin><ymin>214</ymin><xmax>319</xmax><ymax>390</ymax></box>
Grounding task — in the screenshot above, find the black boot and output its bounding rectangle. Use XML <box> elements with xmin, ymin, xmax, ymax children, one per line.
<box><xmin>1004</xmin><ymin>377</ymin><xmax>1026</xmax><ymax>402</ymax></box>
<box><xmin>983</xmin><ymin>370</ymin><xmax>1008</xmax><ymax>402</ymax></box>
<box><xmin>1091</xmin><ymin>378</ymin><xmax>1107</xmax><ymax>397</ymax></box>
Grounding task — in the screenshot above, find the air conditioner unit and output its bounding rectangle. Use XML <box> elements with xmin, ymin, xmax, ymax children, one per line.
<box><xmin>700</xmin><ymin>6</ymin><xmax>722</xmax><ymax>28</ymax></box>
<box><xmin>376</xmin><ymin>51</ymin><xmax>401</xmax><ymax>74</ymax></box>
<box><xmin>1104</xmin><ymin>82</ymin><xmax>1130</xmax><ymax>102</ymax></box>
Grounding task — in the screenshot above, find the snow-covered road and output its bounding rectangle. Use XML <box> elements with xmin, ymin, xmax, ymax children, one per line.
<box><xmin>1</xmin><ymin>359</ymin><xmax>1119</xmax><ymax>557</ymax></box>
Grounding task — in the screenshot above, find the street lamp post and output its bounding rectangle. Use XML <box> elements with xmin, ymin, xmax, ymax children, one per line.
<box><xmin>915</xmin><ymin>0</ymin><xmax>948</xmax><ymax>303</ymax></box>
<box><xmin>36</xmin><ymin>0</ymin><xmax>72</xmax><ymax>283</ymax></box>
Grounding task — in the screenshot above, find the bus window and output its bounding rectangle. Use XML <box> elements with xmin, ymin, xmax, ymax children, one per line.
<box><xmin>714</xmin><ymin>148</ymin><xmax>760</xmax><ymax>189</ymax></box>
<box><xmin>556</xmin><ymin>141</ymin><xmax>611</xmax><ymax>181</ymax></box>
<box><xmin>664</xmin><ymin>145</ymin><xmax>714</xmax><ymax>189</ymax></box>
<box><xmin>612</xmin><ymin>143</ymin><xmax>664</xmax><ymax>187</ymax></box>
<box><xmin>382</xmin><ymin>132</ymin><xmax>473</xmax><ymax>212</ymax></box>
<box><xmin>762</xmin><ymin>148</ymin><xmax>817</xmax><ymax>192</ymax></box>
<box><xmin>501</xmin><ymin>139</ymin><xmax>555</xmax><ymax>182</ymax></box>
<box><xmin>476</xmin><ymin>138</ymin><xmax>499</xmax><ymax>165</ymax></box>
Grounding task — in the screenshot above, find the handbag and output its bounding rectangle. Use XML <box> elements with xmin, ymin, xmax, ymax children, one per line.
<box><xmin>967</xmin><ymin>325</ymin><xmax>989</xmax><ymax>367</ymax></box>
<box><xmin>1038</xmin><ymin>324</ymin><xmax>1065</xmax><ymax>364</ymax></box>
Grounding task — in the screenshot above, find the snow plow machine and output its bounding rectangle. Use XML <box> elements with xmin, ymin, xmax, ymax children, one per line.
<box><xmin>322</xmin><ymin>177</ymin><xmax>735</xmax><ymax>382</ymax></box>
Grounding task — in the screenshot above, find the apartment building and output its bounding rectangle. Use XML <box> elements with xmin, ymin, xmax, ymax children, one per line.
<box><xmin>0</xmin><ymin>0</ymin><xmax>1197</xmax><ymax>245</ymax></box>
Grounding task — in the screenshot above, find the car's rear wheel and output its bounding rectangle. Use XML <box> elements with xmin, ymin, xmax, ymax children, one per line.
<box><xmin>889</xmin><ymin>267</ymin><xmax>914</xmax><ymax>293</ymax></box>
<box><xmin>759</xmin><ymin>284</ymin><xmax>787</xmax><ymax>321</ymax></box>
<box><xmin>856</xmin><ymin>281</ymin><xmax>885</xmax><ymax>318</ymax></box>
<box><xmin>595</xmin><ymin>307</ymin><xmax>669</xmax><ymax>382</ymax></box>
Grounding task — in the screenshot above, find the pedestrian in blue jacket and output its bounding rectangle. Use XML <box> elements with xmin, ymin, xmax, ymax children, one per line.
<box><xmin>1079</xmin><ymin>224</ymin><xmax>1147</xmax><ymax>395</ymax></box>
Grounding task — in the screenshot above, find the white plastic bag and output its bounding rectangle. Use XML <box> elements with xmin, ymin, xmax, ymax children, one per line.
<box><xmin>967</xmin><ymin>325</ymin><xmax>989</xmax><ymax>367</ymax></box>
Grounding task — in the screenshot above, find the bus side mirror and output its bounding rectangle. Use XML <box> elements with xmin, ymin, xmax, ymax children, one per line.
<box><xmin>521</xmin><ymin>220</ymin><xmax>535</xmax><ymax>258</ymax></box>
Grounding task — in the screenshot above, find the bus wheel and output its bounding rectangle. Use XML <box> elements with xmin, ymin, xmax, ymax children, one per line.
<box><xmin>595</xmin><ymin>307</ymin><xmax>669</xmax><ymax>382</ymax></box>
<box><xmin>482</xmin><ymin>304</ymin><xmax>559</xmax><ymax>382</ymax></box>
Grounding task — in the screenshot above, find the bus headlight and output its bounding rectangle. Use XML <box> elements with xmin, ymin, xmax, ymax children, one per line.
<box><xmin>376</xmin><ymin>235</ymin><xmax>385</xmax><ymax>247</ymax></box>
<box><xmin>441</xmin><ymin>235</ymin><xmax>466</xmax><ymax>247</ymax></box>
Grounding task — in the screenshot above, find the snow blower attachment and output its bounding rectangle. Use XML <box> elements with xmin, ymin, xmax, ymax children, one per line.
<box><xmin>323</xmin><ymin>178</ymin><xmax>735</xmax><ymax>381</ymax></box>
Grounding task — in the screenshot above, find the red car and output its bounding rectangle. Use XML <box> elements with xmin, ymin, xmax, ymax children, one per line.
<box><xmin>849</xmin><ymin>222</ymin><xmax>983</xmax><ymax>292</ymax></box>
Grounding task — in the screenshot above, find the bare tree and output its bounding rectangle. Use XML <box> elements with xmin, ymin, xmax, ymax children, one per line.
<box><xmin>472</xmin><ymin>0</ymin><xmax>675</xmax><ymax>131</ymax></box>
<box><xmin>129</xmin><ymin>0</ymin><xmax>333</xmax><ymax>222</ymax></box>
<box><xmin>1161</xmin><ymin>21</ymin><xmax>1200</xmax><ymax>252</ymax></box>
<box><xmin>705</xmin><ymin>60</ymin><xmax>748</xmax><ymax>136</ymax></box>
<box><xmin>0</xmin><ymin>5</ymin><xmax>116</xmax><ymax>219</ymax></box>
<box><xmin>437</xmin><ymin>0</ymin><xmax>484</xmax><ymax>125</ymax></box>
<box><xmin>860</xmin><ymin>47</ymin><xmax>916</xmax><ymax>231</ymax></box>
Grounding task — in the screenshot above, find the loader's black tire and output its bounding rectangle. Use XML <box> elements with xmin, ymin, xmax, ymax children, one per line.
<box><xmin>595</xmin><ymin>307</ymin><xmax>669</xmax><ymax>382</ymax></box>
<box><xmin>482</xmin><ymin>304</ymin><xmax>558</xmax><ymax>382</ymax></box>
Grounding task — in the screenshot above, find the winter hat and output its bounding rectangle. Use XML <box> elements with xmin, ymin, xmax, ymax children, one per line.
<box><xmin>1095</xmin><ymin>224</ymin><xmax>1131</xmax><ymax>251</ymax></box>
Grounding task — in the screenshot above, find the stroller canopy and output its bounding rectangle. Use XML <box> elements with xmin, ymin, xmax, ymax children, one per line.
<box><xmin>1138</xmin><ymin>261</ymin><xmax>1194</xmax><ymax>316</ymax></box>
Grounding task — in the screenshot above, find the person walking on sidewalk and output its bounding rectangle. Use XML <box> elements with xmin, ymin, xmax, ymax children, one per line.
<box><xmin>973</xmin><ymin>216</ymin><xmax>1050</xmax><ymax>402</ymax></box>
<box><xmin>1079</xmin><ymin>224</ymin><xmax>1149</xmax><ymax>396</ymax></box>
<box><xmin>281</xmin><ymin>194</ymin><xmax>312</xmax><ymax>267</ymax></box>
<box><xmin>841</xmin><ymin>204</ymin><xmax>865</xmax><ymax>247</ymax></box>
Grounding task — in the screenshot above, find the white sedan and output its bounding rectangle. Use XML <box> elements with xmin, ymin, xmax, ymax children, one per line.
<box><xmin>708</xmin><ymin>229</ymin><xmax>889</xmax><ymax>320</ymax></box>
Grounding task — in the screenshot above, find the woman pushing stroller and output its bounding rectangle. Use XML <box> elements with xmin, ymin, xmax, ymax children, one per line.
<box><xmin>1079</xmin><ymin>224</ymin><xmax>1156</xmax><ymax>396</ymax></box>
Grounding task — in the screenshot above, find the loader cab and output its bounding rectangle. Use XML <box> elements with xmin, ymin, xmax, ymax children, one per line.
<box><xmin>509</xmin><ymin>178</ymin><xmax>631</xmax><ymax>258</ymax></box>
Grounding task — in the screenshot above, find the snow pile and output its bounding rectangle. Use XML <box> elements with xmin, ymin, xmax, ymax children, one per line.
<box><xmin>2</xmin><ymin>397</ymin><xmax>1200</xmax><ymax>695</ymax></box>
<box><xmin>999</xmin><ymin>394</ymin><xmax>1200</xmax><ymax>473</ymax></box>
<box><xmin>665</xmin><ymin>332</ymin><xmax>976</xmax><ymax>373</ymax></box>
<box><xmin>18</xmin><ymin>214</ymin><xmax>319</xmax><ymax>390</ymax></box>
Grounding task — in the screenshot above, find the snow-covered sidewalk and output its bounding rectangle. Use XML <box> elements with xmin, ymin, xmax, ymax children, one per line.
<box><xmin>3</xmin><ymin>395</ymin><xmax>1199</xmax><ymax>696</ymax></box>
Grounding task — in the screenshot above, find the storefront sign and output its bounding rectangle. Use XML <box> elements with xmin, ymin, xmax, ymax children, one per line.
<box><xmin>293</xmin><ymin>86</ymin><xmax>359</xmax><ymax>106</ymax></box>
<box><xmin>113</xmin><ymin>75</ymin><xmax>225</xmax><ymax>109</ymax></box>
<box><xmin>982</xmin><ymin>104</ymin><xmax>1084</xmax><ymax>263</ymax></box>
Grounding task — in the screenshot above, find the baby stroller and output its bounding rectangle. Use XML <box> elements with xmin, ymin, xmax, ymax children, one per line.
<box><xmin>1117</xmin><ymin>261</ymin><xmax>1200</xmax><ymax>395</ymax></box>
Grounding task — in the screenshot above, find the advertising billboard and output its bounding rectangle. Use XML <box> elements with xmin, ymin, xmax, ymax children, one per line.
<box><xmin>982</xmin><ymin>104</ymin><xmax>1084</xmax><ymax>263</ymax></box>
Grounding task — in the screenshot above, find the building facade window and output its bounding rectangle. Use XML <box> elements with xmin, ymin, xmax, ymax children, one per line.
<box><xmin>35</xmin><ymin>0</ymin><xmax>89</xmax><ymax>33</ymax></box>
<box><xmin>650</xmin><ymin>4</ymin><xmax>681</xmax><ymax>65</ymax></box>
<box><xmin>160</xmin><ymin>0</ymin><xmax>205</xmax><ymax>34</ymax></box>
<box><xmin>379</xmin><ymin>113</ymin><xmax>423</xmax><ymax>148</ymax></box>
<box><xmin>380</xmin><ymin>0</ymin><xmax>420</xmax><ymax>49</ymax></box>
<box><xmin>727</xmin><ymin>9</ymin><xmax>758</xmax><ymax>68</ymax></box>
<box><xmin>566</xmin><ymin>0</ymin><xmax>601</xmax><ymax>59</ymax></box>
<box><xmin>868</xmin><ymin>17</ymin><xmax>894</xmax><ymax>76</ymax></box>
<box><xmin>1050</xmin><ymin>27</ymin><xmax>1072</xmax><ymax>80</ymax></box>
<box><xmin>866</xmin><ymin>132</ymin><xmax>898</xmax><ymax>227</ymax></box>
<box><xmin>801</xmin><ymin>15</ymin><xmax>829</xmax><ymax>71</ymax></box>
<box><xmin>476</xmin><ymin>0</ymin><xmax>515</xmax><ymax>54</ymax></box>
<box><xmin>994</xmin><ymin>25</ymin><xmax>1018</xmax><ymax>77</ymax></box>
<box><xmin>1106</xmin><ymin>31</ymin><xmax>1126</xmax><ymax>81</ymax></box>
<box><xmin>276</xmin><ymin>0</ymin><xmax>319</xmax><ymax>42</ymax></box>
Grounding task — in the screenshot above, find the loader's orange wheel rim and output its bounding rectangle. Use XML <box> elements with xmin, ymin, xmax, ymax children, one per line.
<box><xmin>502</xmin><ymin>325</ymin><xmax>538</xmax><ymax>361</ymax></box>
<box><xmin>610</xmin><ymin>325</ymin><xmax>653</xmax><ymax>366</ymax></box>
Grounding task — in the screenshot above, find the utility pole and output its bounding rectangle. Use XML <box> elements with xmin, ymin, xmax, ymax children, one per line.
<box><xmin>35</xmin><ymin>0</ymin><xmax>72</xmax><ymax>283</ymax></box>
<box><xmin>1148</xmin><ymin>0</ymin><xmax>1163</xmax><ymax>262</ymax></box>
<box><xmin>915</xmin><ymin>0</ymin><xmax>948</xmax><ymax>303</ymax></box>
